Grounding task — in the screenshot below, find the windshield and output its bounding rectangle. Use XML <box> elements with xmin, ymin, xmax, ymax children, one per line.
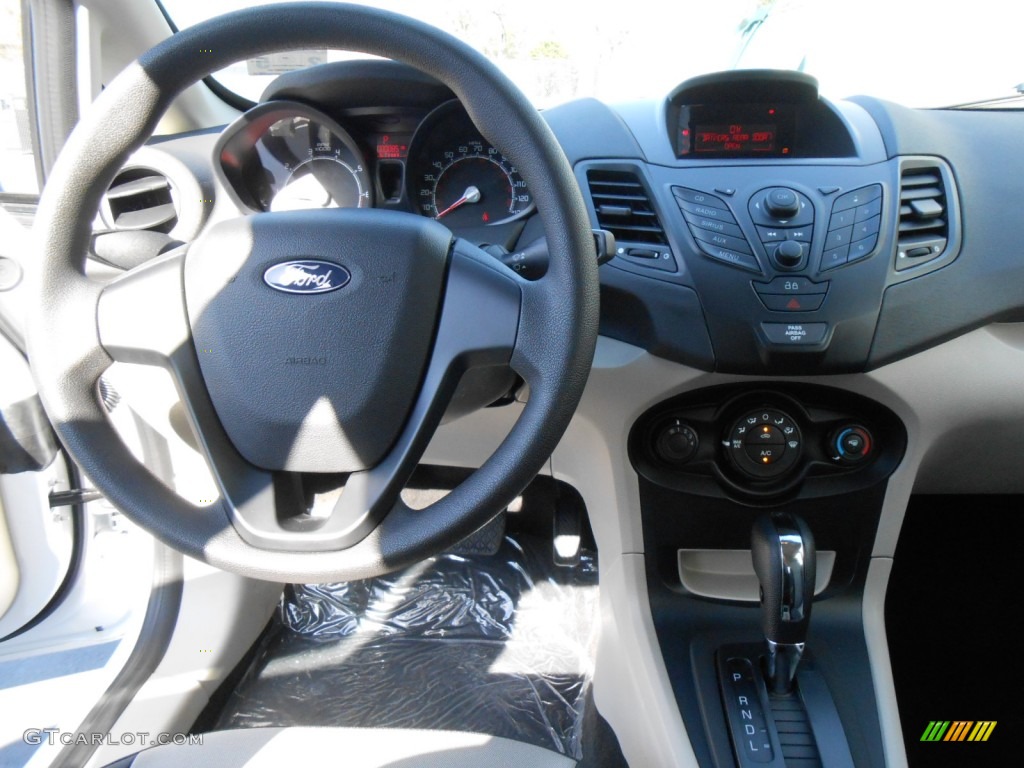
<box><xmin>160</xmin><ymin>0</ymin><xmax>1023</xmax><ymax>109</ymax></box>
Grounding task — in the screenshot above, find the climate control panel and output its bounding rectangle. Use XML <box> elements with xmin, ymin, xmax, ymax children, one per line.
<box><xmin>633</xmin><ymin>384</ymin><xmax>905</xmax><ymax>502</ymax></box>
<box><xmin>725</xmin><ymin>408</ymin><xmax>802</xmax><ymax>479</ymax></box>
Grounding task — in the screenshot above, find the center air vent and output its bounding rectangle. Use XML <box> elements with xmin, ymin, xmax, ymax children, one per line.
<box><xmin>587</xmin><ymin>169</ymin><xmax>667</xmax><ymax>246</ymax></box>
<box><xmin>895</xmin><ymin>164</ymin><xmax>948</xmax><ymax>271</ymax></box>
<box><xmin>103</xmin><ymin>169</ymin><xmax>178</xmax><ymax>233</ymax></box>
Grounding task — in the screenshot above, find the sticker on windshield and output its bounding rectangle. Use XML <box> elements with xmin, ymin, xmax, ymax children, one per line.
<box><xmin>247</xmin><ymin>51</ymin><xmax>327</xmax><ymax>75</ymax></box>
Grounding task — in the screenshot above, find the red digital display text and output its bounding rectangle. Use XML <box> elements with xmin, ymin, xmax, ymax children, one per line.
<box><xmin>694</xmin><ymin>123</ymin><xmax>775</xmax><ymax>153</ymax></box>
<box><xmin>376</xmin><ymin>134</ymin><xmax>408</xmax><ymax>159</ymax></box>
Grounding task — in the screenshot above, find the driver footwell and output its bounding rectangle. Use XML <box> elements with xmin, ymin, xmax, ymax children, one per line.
<box><xmin>210</xmin><ymin>533</ymin><xmax>612</xmax><ymax>762</ymax></box>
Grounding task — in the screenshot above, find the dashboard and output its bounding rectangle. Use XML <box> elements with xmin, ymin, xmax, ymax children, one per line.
<box><xmin>111</xmin><ymin>58</ymin><xmax>1024</xmax><ymax>505</ymax></box>
<box><xmin>86</xmin><ymin>52</ymin><xmax>1024</xmax><ymax>768</ymax></box>
<box><xmin>130</xmin><ymin>59</ymin><xmax>1024</xmax><ymax>383</ymax></box>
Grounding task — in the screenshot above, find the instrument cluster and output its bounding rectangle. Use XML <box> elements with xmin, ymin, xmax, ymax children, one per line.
<box><xmin>216</xmin><ymin>98</ymin><xmax>534</xmax><ymax>228</ymax></box>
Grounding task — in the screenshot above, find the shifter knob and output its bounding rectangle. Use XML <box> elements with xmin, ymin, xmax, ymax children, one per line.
<box><xmin>751</xmin><ymin>513</ymin><xmax>816</xmax><ymax>693</ymax></box>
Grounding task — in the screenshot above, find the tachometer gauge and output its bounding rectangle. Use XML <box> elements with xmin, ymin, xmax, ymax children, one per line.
<box><xmin>215</xmin><ymin>101</ymin><xmax>372</xmax><ymax>213</ymax></box>
<box><xmin>408</xmin><ymin>101</ymin><xmax>534</xmax><ymax>227</ymax></box>
<box><xmin>267</xmin><ymin>117</ymin><xmax>370</xmax><ymax>211</ymax></box>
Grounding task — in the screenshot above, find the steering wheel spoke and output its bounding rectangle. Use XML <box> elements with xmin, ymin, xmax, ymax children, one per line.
<box><xmin>97</xmin><ymin>247</ymin><xmax>191</xmax><ymax>366</ymax></box>
<box><xmin>323</xmin><ymin>238</ymin><xmax>525</xmax><ymax>537</ymax></box>
<box><xmin>95</xmin><ymin>247</ymin><xmax>284</xmax><ymax>542</ymax></box>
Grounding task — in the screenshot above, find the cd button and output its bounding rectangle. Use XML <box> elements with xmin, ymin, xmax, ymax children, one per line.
<box><xmin>672</xmin><ymin>186</ymin><xmax>728</xmax><ymax>209</ymax></box>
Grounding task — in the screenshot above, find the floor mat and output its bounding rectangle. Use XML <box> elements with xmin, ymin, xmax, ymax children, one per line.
<box><xmin>886</xmin><ymin>495</ymin><xmax>1020</xmax><ymax>767</ymax></box>
<box><xmin>216</xmin><ymin>535</ymin><xmax>599</xmax><ymax>759</ymax></box>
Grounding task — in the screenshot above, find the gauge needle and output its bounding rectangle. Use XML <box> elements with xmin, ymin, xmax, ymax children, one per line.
<box><xmin>434</xmin><ymin>186</ymin><xmax>481</xmax><ymax>220</ymax></box>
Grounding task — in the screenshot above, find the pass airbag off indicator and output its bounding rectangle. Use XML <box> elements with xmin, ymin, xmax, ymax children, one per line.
<box><xmin>727</xmin><ymin>409</ymin><xmax>802</xmax><ymax>479</ymax></box>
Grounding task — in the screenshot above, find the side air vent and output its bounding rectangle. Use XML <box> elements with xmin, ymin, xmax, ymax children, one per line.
<box><xmin>895</xmin><ymin>165</ymin><xmax>948</xmax><ymax>270</ymax></box>
<box><xmin>587</xmin><ymin>169</ymin><xmax>667</xmax><ymax>247</ymax></box>
<box><xmin>103</xmin><ymin>169</ymin><xmax>178</xmax><ymax>233</ymax></box>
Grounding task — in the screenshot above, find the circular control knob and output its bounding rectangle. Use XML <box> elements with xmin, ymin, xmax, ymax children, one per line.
<box><xmin>725</xmin><ymin>408</ymin><xmax>802</xmax><ymax>479</ymax></box>
<box><xmin>655</xmin><ymin>420</ymin><xmax>699</xmax><ymax>464</ymax></box>
<box><xmin>830</xmin><ymin>425</ymin><xmax>873</xmax><ymax>464</ymax></box>
<box><xmin>772</xmin><ymin>240</ymin><xmax>805</xmax><ymax>270</ymax></box>
<box><xmin>764</xmin><ymin>188</ymin><xmax>801</xmax><ymax>218</ymax></box>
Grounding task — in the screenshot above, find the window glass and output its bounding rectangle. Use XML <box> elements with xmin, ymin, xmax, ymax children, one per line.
<box><xmin>161</xmin><ymin>0</ymin><xmax>1024</xmax><ymax>110</ymax></box>
<box><xmin>0</xmin><ymin>0</ymin><xmax>38</xmax><ymax>195</ymax></box>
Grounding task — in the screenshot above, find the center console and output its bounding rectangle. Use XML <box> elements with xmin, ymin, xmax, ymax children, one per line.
<box><xmin>556</xmin><ymin>69</ymin><xmax>941</xmax><ymax>766</ymax></box>
<box><xmin>629</xmin><ymin>381</ymin><xmax>907</xmax><ymax>767</ymax></box>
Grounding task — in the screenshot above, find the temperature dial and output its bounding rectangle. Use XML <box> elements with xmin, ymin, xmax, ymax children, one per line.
<box><xmin>829</xmin><ymin>425</ymin><xmax>873</xmax><ymax>464</ymax></box>
<box><xmin>726</xmin><ymin>408</ymin><xmax>802</xmax><ymax>479</ymax></box>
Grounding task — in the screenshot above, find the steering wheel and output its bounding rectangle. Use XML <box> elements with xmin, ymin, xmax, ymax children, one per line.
<box><xmin>27</xmin><ymin>2</ymin><xmax>598</xmax><ymax>583</ymax></box>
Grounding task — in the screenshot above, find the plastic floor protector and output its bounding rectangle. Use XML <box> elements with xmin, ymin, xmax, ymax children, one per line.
<box><xmin>215</xmin><ymin>535</ymin><xmax>600</xmax><ymax>759</ymax></box>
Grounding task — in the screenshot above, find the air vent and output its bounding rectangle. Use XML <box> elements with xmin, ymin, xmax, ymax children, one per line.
<box><xmin>587</xmin><ymin>170</ymin><xmax>667</xmax><ymax>246</ymax></box>
<box><xmin>103</xmin><ymin>169</ymin><xmax>178</xmax><ymax>233</ymax></box>
<box><xmin>896</xmin><ymin>165</ymin><xmax>947</xmax><ymax>269</ymax></box>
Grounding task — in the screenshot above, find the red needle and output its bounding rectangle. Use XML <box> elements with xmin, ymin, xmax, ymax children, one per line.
<box><xmin>434</xmin><ymin>185</ymin><xmax>481</xmax><ymax>220</ymax></box>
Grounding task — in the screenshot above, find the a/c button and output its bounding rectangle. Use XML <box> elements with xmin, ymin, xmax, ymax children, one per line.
<box><xmin>744</xmin><ymin>443</ymin><xmax>786</xmax><ymax>465</ymax></box>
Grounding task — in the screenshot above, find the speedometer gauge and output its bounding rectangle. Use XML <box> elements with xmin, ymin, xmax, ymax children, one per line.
<box><xmin>422</xmin><ymin>143</ymin><xmax>531</xmax><ymax>227</ymax></box>
<box><xmin>407</xmin><ymin>101</ymin><xmax>534</xmax><ymax>227</ymax></box>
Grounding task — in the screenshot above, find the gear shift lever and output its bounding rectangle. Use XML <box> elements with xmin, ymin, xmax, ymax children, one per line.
<box><xmin>751</xmin><ymin>512</ymin><xmax>816</xmax><ymax>694</ymax></box>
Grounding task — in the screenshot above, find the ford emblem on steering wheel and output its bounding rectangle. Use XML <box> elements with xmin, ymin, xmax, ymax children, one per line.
<box><xmin>263</xmin><ymin>259</ymin><xmax>351</xmax><ymax>294</ymax></box>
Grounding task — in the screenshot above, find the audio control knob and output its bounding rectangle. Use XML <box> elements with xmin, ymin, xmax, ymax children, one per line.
<box><xmin>655</xmin><ymin>420</ymin><xmax>699</xmax><ymax>464</ymax></box>
<box><xmin>764</xmin><ymin>188</ymin><xmax>801</xmax><ymax>218</ymax></box>
<box><xmin>772</xmin><ymin>240</ymin><xmax>805</xmax><ymax>270</ymax></box>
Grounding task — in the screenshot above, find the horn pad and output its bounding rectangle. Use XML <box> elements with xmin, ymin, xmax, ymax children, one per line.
<box><xmin>184</xmin><ymin>208</ymin><xmax>451</xmax><ymax>473</ymax></box>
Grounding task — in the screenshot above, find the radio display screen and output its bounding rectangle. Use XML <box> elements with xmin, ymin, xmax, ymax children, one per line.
<box><xmin>678</xmin><ymin>104</ymin><xmax>795</xmax><ymax>158</ymax></box>
<box><xmin>694</xmin><ymin>124</ymin><xmax>776</xmax><ymax>153</ymax></box>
